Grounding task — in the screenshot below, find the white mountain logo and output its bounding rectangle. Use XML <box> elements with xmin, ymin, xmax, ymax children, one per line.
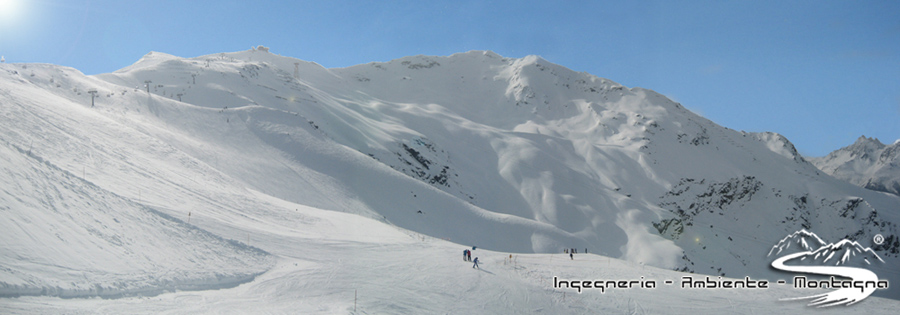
<box><xmin>768</xmin><ymin>229</ymin><xmax>888</xmax><ymax>307</ymax></box>
<box><xmin>769</xmin><ymin>229</ymin><xmax>828</xmax><ymax>256</ymax></box>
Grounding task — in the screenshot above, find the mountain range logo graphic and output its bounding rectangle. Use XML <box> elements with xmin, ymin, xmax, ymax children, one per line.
<box><xmin>768</xmin><ymin>229</ymin><xmax>888</xmax><ymax>307</ymax></box>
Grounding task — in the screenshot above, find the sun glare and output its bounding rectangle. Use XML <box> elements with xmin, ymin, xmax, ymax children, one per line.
<box><xmin>0</xmin><ymin>0</ymin><xmax>18</xmax><ymax>20</ymax></box>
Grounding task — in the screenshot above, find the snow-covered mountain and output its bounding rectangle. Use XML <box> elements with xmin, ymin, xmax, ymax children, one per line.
<box><xmin>2</xmin><ymin>47</ymin><xmax>899</xmax><ymax>310</ymax></box>
<box><xmin>809</xmin><ymin>136</ymin><xmax>900</xmax><ymax>197</ymax></box>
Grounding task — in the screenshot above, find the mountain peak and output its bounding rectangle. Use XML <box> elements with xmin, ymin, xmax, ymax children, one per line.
<box><xmin>810</xmin><ymin>135</ymin><xmax>900</xmax><ymax>196</ymax></box>
<box><xmin>851</xmin><ymin>135</ymin><xmax>885</xmax><ymax>151</ymax></box>
<box><xmin>848</xmin><ymin>135</ymin><xmax>884</xmax><ymax>154</ymax></box>
<box><xmin>856</xmin><ymin>135</ymin><xmax>883</xmax><ymax>144</ymax></box>
<box><xmin>449</xmin><ymin>50</ymin><xmax>504</xmax><ymax>59</ymax></box>
<box><xmin>113</xmin><ymin>51</ymin><xmax>181</xmax><ymax>73</ymax></box>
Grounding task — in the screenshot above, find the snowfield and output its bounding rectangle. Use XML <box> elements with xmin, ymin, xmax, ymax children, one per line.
<box><xmin>1</xmin><ymin>48</ymin><xmax>898</xmax><ymax>313</ymax></box>
<box><xmin>0</xmin><ymin>140</ymin><xmax>272</xmax><ymax>298</ymax></box>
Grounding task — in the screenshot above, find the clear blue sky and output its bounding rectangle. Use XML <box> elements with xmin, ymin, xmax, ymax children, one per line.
<box><xmin>2</xmin><ymin>0</ymin><xmax>898</xmax><ymax>156</ymax></box>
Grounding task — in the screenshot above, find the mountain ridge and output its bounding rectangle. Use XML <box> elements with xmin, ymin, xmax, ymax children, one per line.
<box><xmin>810</xmin><ymin>135</ymin><xmax>900</xmax><ymax>196</ymax></box>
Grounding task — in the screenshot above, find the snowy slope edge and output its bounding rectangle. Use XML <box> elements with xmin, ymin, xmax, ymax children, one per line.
<box><xmin>0</xmin><ymin>140</ymin><xmax>273</xmax><ymax>298</ymax></box>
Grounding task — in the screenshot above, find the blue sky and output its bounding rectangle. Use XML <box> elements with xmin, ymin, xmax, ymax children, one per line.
<box><xmin>2</xmin><ymin>0</ymin><xmax>898</xmax><ymax>156</ymax></box>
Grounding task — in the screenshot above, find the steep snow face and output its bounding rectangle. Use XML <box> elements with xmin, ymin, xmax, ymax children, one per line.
<box><xmin>810</xmin><ymin>136</ymin><xmax>900</xmax><ymax>196</ymax></box>
<box><xmin>3</xmin><ymin>49</ymin><xmax>900</xmax><ymax>301</ymax></box>
<box><xmin>0</xmin><ymin>130</ymin><xmax>272</xmax><ymax>299</ymax></box>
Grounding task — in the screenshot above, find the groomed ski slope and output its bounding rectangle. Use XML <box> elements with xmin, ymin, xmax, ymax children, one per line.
<box><xmin>2</xmin><ymin>205</ymin><xmax>897</xmax><ymax>314</ymax></box>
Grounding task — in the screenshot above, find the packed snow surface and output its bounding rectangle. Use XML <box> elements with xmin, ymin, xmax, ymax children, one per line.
<box><xmin>1</xmin><ymin>48</ymin><xmax>898</xmax><ymax>312</ymax></box>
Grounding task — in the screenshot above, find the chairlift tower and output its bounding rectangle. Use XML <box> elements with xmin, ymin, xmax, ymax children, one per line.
<box><xmin>87</xmin><ymin>89</ymin><xmax>98</xmax><ymax>107</ymax></box>
<box><xmin>294</xmin><ymin>63</ymin><xmax>300</xmax><ymax>79</ymax></box>
<box><xmin>144</xmin><ymin>80</ymin><xmax>152</xmax><ymax>94</ymax></box>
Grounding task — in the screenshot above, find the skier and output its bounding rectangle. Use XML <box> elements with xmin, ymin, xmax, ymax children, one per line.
<box><xmin>463</xmin><ymin>249</ymin><xmax>468</xmax><ymax>261</ymax></box>
<box><xmin>467</xmin><ymin>249</ymin><xmax>472</xmax><ymax>262</ymax></box>
<box><xmin>472</xmin><ymin>257</ymin><xmax>480</xmax><ymax>269</ymax></box>
<box><xmin>570</xmin><ymin>252</ymin><xmax>573</xmax><ymax>260</ymax></box>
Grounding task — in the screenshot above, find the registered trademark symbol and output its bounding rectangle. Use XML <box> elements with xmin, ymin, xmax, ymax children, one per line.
<box><xmin>874</xmin><ymin>234</ymin><xmax>885</xmax><ymax>245</ymax></box>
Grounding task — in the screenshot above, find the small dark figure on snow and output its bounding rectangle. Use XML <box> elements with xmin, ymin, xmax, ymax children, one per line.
<box><xmin>467</xmin><ymin>250</ymin><xmax>472</xmax><ymax>262</ymax></box>
<box><xmin>570</xmin><ymin>252</ymin><xmax>573</xmax><ymax>260</ymax></box>
<box><xmin>473</xmin><ymin>257</ymin><xmax>480</xmax><ymax>269</ymax></box>
<box><xmin>463</xmin><ymin>249</ymin><xmax>468</xmax><ymax>261</ymax></box>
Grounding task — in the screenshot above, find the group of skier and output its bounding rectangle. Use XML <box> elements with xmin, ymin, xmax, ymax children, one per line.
<box><xmin>463</xmin><ymin>247</ymin><xmax>479</xmax><ymax>269</ymax></box>
<box><xmin>564</xmin><ymin>248</ymin><xmax>587</xmax><ymax>260</ymax></box>
<box><xmin>462</xmin><ymin>246</ymin><xmax>589</xmax><ymax>268</ymax></box>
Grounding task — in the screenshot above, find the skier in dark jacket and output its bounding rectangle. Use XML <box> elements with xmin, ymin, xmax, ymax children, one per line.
<box><xmin>463</xmin><ymin>249</ymin><xmax>468</xmax><ymax>261</ymax></box>
<box><xmin>472</xmin><ymin>257</ymin><xmax>480</xmax><ymax>269</ymax></box>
